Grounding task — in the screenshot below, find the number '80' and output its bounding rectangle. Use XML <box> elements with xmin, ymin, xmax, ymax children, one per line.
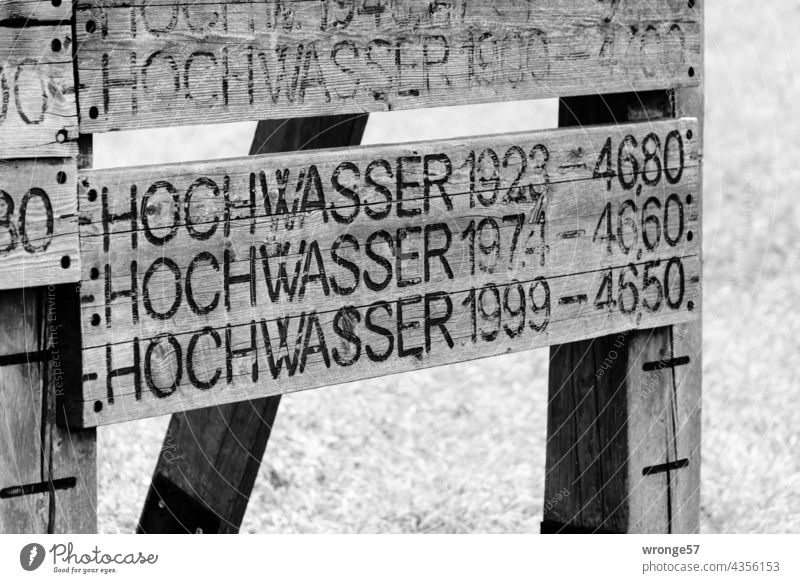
<box><xmin>0</xmin><ymin>188</ymin><xmax>54</xmax><ymax>255</ymax></box>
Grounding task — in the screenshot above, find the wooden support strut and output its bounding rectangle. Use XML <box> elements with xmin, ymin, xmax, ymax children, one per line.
<box><xmin>137</xmin><ymin>114</ymin><xmax>368</xmax><ymax>534</ymax></box>
<box><xmin>541</xmin><ymin>78</ymin><xmax>703</xmax><ymax>532</ymax></box>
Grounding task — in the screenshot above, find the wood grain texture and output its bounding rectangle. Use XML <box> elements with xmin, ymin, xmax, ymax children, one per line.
<box><xmin>48</xmin><ymin>136</ymin><xmax>98</xmax><ymax>534</ymax></box>
<box><xmin>49</xmin><ymin>278</ymin><xmax>98</xmax><ymax>534</ymax></box>
<box><xmin>1</xmin><ymin>11</ymin><xmax>95</xmax><ymax>535</ymax></box>
<box><xmin>543</xmin><ymin>18</ymin><xmax>703</xmax><ymax>532</ymax></box>
<box><xmin>0</xmin><ymin>158</ymin><xmax>81</xmax><ymax>288</ymax></box>
<box><xmin>626</xmin><ymin>18</ymin><xmax>703</xmax><ymax>534</ymax></box>
<box><xmin>0</xmin><ymin>288</ymin><xmax>49</xmax><ymax>533</ymax></box>
<box><xmin>74</xmin><ymin>0</ymin><xmax>701</xmax><ymax>133</ymax></box>
<box><xmin>0</xmin><ymin>24</ymin><xmax>78</xmax><ymax>158</ymax></box>
<box><xmin>138</xmin><ymin>114</ymin><xmax>368</xmax><ymax>534</ymax></box>
<box><xmin>0</xmin><ymin>285</ymin><xmax>96</xmax><ymax>533</ymax></box>
<box><xmin>668</xmin><ymin>22</ymin><xmax>704</xmax><ymax>533</ymax></box>
<box><xmin>544</xmin><ymin>324</ymin><xmax>699</xmax><ymax>533</ymax></box>
<box><xmin>64</xmin><ymin>119</ymin><xmax>701</xmax><ymax>427</ymax></box>
<box><xmin>0</xmin><ymin>1</ymin><xmax>71</xmax><ymax>23</ymax></box>
<box><xmin>544</xmin><ymin>332</ymin><xmax>632</xmax><ymax>532</ymax></box>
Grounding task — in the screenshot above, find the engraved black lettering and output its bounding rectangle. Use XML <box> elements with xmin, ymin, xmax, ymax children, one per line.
<box><xmin>185</xmin><ymin>177</ymin><xmax>220</xmax><ymax>240</ymax></box>
<box><xmin>330</xmin><ymin>161</ymin><xmax>360</xmax><ymax>223</ymax></box>
<box><xmin>144</xmin><ymin>333</ymin><xmax>182</xmax><ymax>398</ymax></box>
<box><xmin>423</xmin><ymin>153</ymin><xmax>453</xmax><ymax>210</ymax></box>
<box><xmin>299</xmin><ymin>164</ymin><xmax>328</xmax><ymax>220</ymax></box>
<box><xmin>298</xmin><ymin>239</ymin><xmax>330</xmax><ymax>299</ymax></box>
<box><xmin>396</xmin><ymin>226</ymin><xmax>421</xmax><ymax>288</ymax></box>
<box><xmin>105</xmin><ymin>338</ymin><xmax>141</xmax><ymax>403</ymax></box>
<box><xmin>364</xmin><ymin>159</ymin><xmax>393</xmax><ymax>220</ymax></box>
<box><xmin>364</xmin><ymin>230</ymin><xmax>394</xmax><ymax>291</ymax></box>
<box><xmin>141</xmin><ymin>181</ymin><xmax>180</xmax><ymax>246</ymax></box>
<box><xmin>102</xmin><ymin>185</ymin><xmax>138</xmax><ymax>253</ymax></box>
<box><xmin>186</xmin><ymin>327</ymin><xmax>222</xmax><ymax>390</ymax></box>
<box><xmin>397</xmin><ymin>295</ymin><xmax>423</xmax><ymax>359</ymax></box>
<box><xmin>299</xmin><ymin>311</ymin><xmax>330</xmax><ymax>373</ymax></box>
<box><xmin>365</xmin><ymin>301</ymin><xmax>393</xmax><ymax>362</ymax></box>
<box><xmin>224</xmin><ymin>246</ymin><xmax>257</xmax><ymax>309</ymax></box>
<box><xmin>396</xmin><ymin>156</ymin><xmax>423</xmax><ymax>217</ymax></box>
<box><xmin>105</xmin><ymin>260</ymin><xmax>139</xmax><ymax>326</ymax></box>
<box><xmin>260</xmin><ymin>315</ymin><xmax>303</xmax><ymax>379</ymax></box>
<box><xmin>185</xmin><ymin>251</ymin><xmax>220</xmax><ymax>315</ymax></box>
<box><xmin>424</xmin><ymin>291</ymin><xmax>453</xmax><ymax>353</ymax></box>
<box><xmin>226</xmin><ymin>320</ymin><xmax>258</xmax><ymax>383</ymax></box>
<box><xmin>260</xmin><ymin>241</ymin><xmax>304</xmax><ymax>301</ymax></box>
<box><xmin>330</xmin><ymin>234</ymin><xmax>360</xmax><ymax>296</ymax></box>
<box><xmin>332</xmin><ymin>305</ymin><xmax>361</xmax><ymax>367</ymax></box>
<box><xmin>18</xmin><ymin>188</ymin><xmax>53</xmax><ymax>253</ymax></box>
<box><xmin>142</xmin><ymin>257</ymin><xmax>182</xmax><ymax>320</ymax></box>
<box><xmin>423</xmin><ymin>223</ymin><xmax>453</xmax><ymax>282</ymax></box>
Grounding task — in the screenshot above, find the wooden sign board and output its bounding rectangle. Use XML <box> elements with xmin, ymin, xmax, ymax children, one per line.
<box><xmin>64</xmin><ymin>118</ymin><xmax>701</xmax><ymax>427</ymax></box>
<box><xmin>74</xmin><ymin>0</ymin><xmax>701</xmax><ymax>133</ymax></box>
<box><xmin>0</xmin><ymin>25</ymin><xmax>78</xmax><ymax>158</ymax></box>
<box><xmin>0</xmin><ymin>158</ymin><xmax>80</xmax><ymax>288</ymax></box>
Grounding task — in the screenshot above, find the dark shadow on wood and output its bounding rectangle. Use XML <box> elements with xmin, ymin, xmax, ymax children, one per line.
<box><xmin>137</xmin><ymin>114</ymin><xmax>368</xmax><ymax>534</ymax></box>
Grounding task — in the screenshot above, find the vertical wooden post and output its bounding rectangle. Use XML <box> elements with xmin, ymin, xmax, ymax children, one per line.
<box><xmin>542</xmin><ymin>22</ymin><xmax>704</xmax><ymax>533</ymax></box>
<box><xmin>0</xmin><ymin>15</ymin><xmax>96</xmax><ymax>533</ymax></box>
<box><xmin>53</xmin><ymin>136</ymin><xmax>98</xmax><ymax>534</ymax></box>
<box><xmin>138</xmin><ymin>114</ymin><xmax>368</xmax><ymax>534</ymax></box>
<box><xmin>670</xmin><ymin>77</ymin><xmax>704</xmax><ymax>535</ymax></box>
<box><xmin>0</xmin><ymin>244</ymin><xmax>95</xmax><ymax>534</ymax></box>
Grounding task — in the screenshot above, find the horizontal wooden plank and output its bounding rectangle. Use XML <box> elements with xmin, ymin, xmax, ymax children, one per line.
<box><xmin>0</xmin><ymin>25</ymin><xmax>78</xmax><ymax>158</ymax></box>
<box><xmin>0</xmin><ymin>158</ymin><xmax>80</xmax><ymax>288</ymax></box>
<box><xmin>66</xmin><ymin>118</ymin><xmax>701</xmax><ymax>427</ymax></box>
<box><xmin>73</xmin><ymin>261</ymin><xmax>701</xmax><ymax>427</ymax></box>
<box><xmin>74</xmin><ymin>0</ymin><xmax>701</xmax><ymax>133</ymax></box>
<box><xmin>0</xmin><ymin>0</ymin><xmax>71</xmax><ymax>23</ymax></box>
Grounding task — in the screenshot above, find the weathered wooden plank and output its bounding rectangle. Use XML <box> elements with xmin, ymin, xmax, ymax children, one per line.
<box><xmin>138</xmin><ymin>114</ymin><xmax>368</xmax><ymax>534</ymax></box>
<box><xmin>542</xmin><ymin>74</ymin><xmax>702</xmax><ymax>532</ymax></box>
<box><xmin>543</xmin><ymin>332</ymin><xmax>631</xmax><ymax>532</ymax></box>
<box><xmin>73</xmin><ymin>259</ymin><xmax>701</xmax><ymax>428</ymax></box>
<box><xmin>79</xmin><ymin>174</ymin><xmax>700</xmax><ymax>345</ymax></box>
<box><xmin>77</xmin><ymin>118</ymin><xmax>700</xmax><ymax>347</ymax></box>
<box><xmin>0</xmin><ymin>24</ymin><xmax>78</xmax><ymax>158</ymax></box>
<box><xmin>0</xmin><ymin>284</ymin><xmax>96</xmax><ymax>533</ymax></box>
<box><xmin>0</xmin><ymin>158</ymin><xmax>80</xmax><ymax>288</ymax></box>
<box><xmin>64</xmin><ymin>118</ymin><xmax>701</xmax><ymax>427</ymax></box>
<box><xmin>74</xmin><ymin>0</ymin><xmax>701</xmax><ymax>133</ymax></box>
<box><xmin>0</xmin><ymin>1</ymin><xmax>71</xmax><ymax>23</ymax></box>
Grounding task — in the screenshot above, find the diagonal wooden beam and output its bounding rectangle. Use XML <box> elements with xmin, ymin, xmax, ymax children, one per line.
<box><xmin>137</xmin><ymin>114</ymin><xmax>368</xmax><ymax>534</ymax></box>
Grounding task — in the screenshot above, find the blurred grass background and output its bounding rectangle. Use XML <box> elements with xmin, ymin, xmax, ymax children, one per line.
<box><xmin>96</xmin><ymin>0</ymin><xmax>800</xmax><ymax>533</ymax></box>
